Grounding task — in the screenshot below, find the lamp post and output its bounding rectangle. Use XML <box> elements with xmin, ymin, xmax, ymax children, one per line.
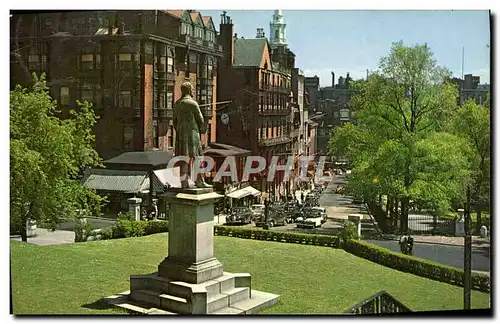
<box><xmin>464</xmin><ymin>185</ymin><xmax>472</xmax><ymax>310</ymax></box>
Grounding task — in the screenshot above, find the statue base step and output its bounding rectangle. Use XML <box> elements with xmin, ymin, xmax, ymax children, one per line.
<box><xmin>103</xmin><ymin>272</ymin><xmax>279</xmax><ymax>315</ymax></box>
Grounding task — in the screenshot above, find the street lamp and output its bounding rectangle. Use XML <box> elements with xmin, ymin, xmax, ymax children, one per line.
<box><xmin>463</xmin><ymin>186</ymin><xmax>472</xmax><ymax>310</ymax></box>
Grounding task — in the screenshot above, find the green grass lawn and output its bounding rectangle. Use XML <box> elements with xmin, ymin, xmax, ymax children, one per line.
<box><xmin>10</xmin><ymin>234</ymin><xmax>490</xmax><ymax>314</ymax></box>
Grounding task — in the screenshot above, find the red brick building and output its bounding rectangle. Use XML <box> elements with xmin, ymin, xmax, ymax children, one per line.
<box><xmin>215</xmin><ymin>12</ymin><xmax>294</xmax><ymax>201</ymax></box>
<box><xmin>10</xmin><ymin>10</ymin><xmax>221</xmax><ymax>160</ymax></box>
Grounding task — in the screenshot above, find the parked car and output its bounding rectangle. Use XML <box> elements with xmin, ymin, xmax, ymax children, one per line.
<box><xmin>298</xmin><ymin>208</ymin><xmax>324</xmax><ymax>228</ymax></box>
<box><xmin>310</xmin><ymin>207</ymin><xmax>327</xmax><ymax>223</ymax></box>
<box><xmin>250</xmin><ymin>204</ymin><xmax>265</xmax><ymax>217</ymax></box>
<box><xmin>254</xmin><ymin>204</ymin><xmax>287</xmax><ymax>227</ymax></box>
<box><xmin>226</xmin><ymin>206</ymin><xmax>254</xmax><ymax>225</ymax></box>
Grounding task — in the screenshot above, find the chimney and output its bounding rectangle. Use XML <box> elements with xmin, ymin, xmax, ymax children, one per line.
<box><xmin>331</xmin><ymin>71</ymin><xmax>335</xmax><ymax>87</ymax></box>
<box><xmin>219</xmin><ymin>11</ymin><xmax>235</xmax><ymax>67</ymax></box>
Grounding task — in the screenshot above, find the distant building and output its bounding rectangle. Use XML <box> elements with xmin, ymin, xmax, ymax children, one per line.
<box><xmin>216</xmin><ymin>12</ymin><xmax>294</xmax><ymax>201</ymax></box>
<box><xmin>450</xmin><ymin>74</ymin><xmax>490</xmax><ymax>106</ymax></box>
<box><xmin>10</xmin><ymin>10</ymin><xmax>223</xmax><ymax>160</ymax></box>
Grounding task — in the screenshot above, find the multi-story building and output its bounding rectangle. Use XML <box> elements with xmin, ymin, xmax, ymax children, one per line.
<box><xmin>313</xmin><ymin>72</ymin><xmax>358</xmax><ymax>155</ymax></box>
<box><xmin>450</xmin><ymin>74</ymin><xmax>490</xmax><ymax>106</ymax></box>
<box><xmin>304</xmin><ymin>75</ymin><xmax>320</xmax><ymax>113</ymax></box>
<box><xmin>216</xmin><ymin>12</ymin><xmax>294</xmax><ymax>201</ymax></box>
<box><xmin>10</xmin><ymin>10</ymin><xmax>223</xmax><ymax>160</ymax></box>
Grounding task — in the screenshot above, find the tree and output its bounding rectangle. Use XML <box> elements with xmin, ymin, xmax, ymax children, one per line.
<box><xmin>450</xmin><ymin>99</ymin><xmax>490</xmax><ymax>231</ymax></box>
<box><xmin>329</xmin><ymin>42</ymin><xmax>471</xmax><ymax>233</ymax></box>
<box><xmin>10</xmin><ymin>73</ymin><xmax>104</xmax><ymax>241</ymax></box>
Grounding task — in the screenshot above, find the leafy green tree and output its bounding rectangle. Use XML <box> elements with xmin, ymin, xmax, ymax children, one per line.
<box><xmin>10</xmin><ymin>73</ymin><xmax>104</xmax><ymax>241</ymax></box>
<box><xmin>450</xmin><ymin>99</ymin><xmax>490</xmax><ymax>230</ymax></box>
<box><xmin>329</xmin><ymin>42</ymin><xmax>471</xmax><ymax>233</ymax></box>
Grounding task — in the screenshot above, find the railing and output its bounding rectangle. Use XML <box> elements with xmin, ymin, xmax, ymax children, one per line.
<box><xmin>258</xmin><ymin>108</ymin><xmax>292</xmax><ymax>116</ymax></box>
<box><xmin>258</xmin><ymin>136</ymin><xmax>292</xmax><ymax>147</ymax></box>
<box><xmin>345</xmin><ymin>291</ymin><xmax>412</xmax><ymax>314</ymax></box>
<box><xmin>177</xmin><ymin>34</ymin><xmax>223</xmax><ymax>52</ymax></box>
<box><xmin>259</xmin><ymin>82</ymin><xmax>292</xmax><ymax>94</ymax></box>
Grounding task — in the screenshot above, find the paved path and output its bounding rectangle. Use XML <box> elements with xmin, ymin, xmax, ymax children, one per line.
<box><xmin>10</xmin><ymin>228</ymin><xmax>75</xmax><ymax>246</ymax></box>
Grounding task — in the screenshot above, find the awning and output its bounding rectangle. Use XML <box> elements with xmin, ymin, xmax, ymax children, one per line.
<box><xmin>82</xmin><ymin>169</ymin><xmax>150</xmax><ymax>193</ymax></box>
<box><xmin>227</xmin><ymin>186</ymin><xmax>261</xmax><ymax>199</ymax></box>
<box><xmin>153</xmin><ymin>166</ymin><xmax>182</xmax><ymax>188</ymax></box>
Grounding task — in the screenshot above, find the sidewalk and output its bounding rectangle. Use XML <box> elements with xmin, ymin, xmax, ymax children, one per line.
<box><xmin>411</xmin><ymin>235</ymin><xmax>490</xmax><ymax>248</ymax></box>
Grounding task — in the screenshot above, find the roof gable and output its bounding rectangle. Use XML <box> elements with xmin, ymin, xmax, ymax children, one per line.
<box><xmin>190</xmin><ymin>11</ymin><xmax>204</xmax><ymax>27</ymax></box>
<box><xmin>233</xmin><ymin>38</ymin><xmax>272</xmax><ymax>68</ymax></box>
<box><xmin>165</xmin><ymin>10</ymin><xmax>193</xmax><ymax>23</ymax></box>
<box><xmin>202</xmin><ymin>16</ymin><xmax>215</xmax><ymax>31</ymax></box>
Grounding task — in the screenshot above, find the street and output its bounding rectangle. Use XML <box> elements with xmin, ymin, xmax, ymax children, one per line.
<box><xmin>365</xmin><ymin>239</ymin><xmax>490</xmax><ymax>273</ymax></box>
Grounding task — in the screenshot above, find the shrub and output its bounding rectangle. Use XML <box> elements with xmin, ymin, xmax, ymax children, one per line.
<box><xmin>339</xmin><ymin>220</ymin><xmax>360</xmax><ymax>242</ymax></box>
<box><xmin>214</xmin><ymin>225</ymin><xmax>340</xmax><ymax>248</ymax></box>
<box><xmin>145</xmin><ymin>220</ymin><xmax>169</xmax><ymax>235</ymax></box>
<box><xmin>115</xmin><ymin>219</ymin><xmax>148</xmax><ymax>238</ymax></box>
<box><xmin>74</xmin><ymin>218</ymin><xmax>93</xmax><ymax>243</ymax></box>
<box><xmin>100</xmin><ymin>227</ymin><xmax>114</xmax><ymax>240</ymax></box>
<box><xmin>342</xmin><ymin>239</ymin><xmax>490</xmax><ymax>293</ymax></box>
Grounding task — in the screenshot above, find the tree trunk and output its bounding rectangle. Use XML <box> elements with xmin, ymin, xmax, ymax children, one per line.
<box><xmin>386</xmin><ymin>196</ymin><xmax>392</xmax><ymax>218</ymax></box>
<box><xmin>20</xmin><ymin>217</ymin><xmax>28</xmax><ymax>242</ymax></box>
<box><xmin>400</xmin><ymin>197</ymin><xmax>409</xmax><ymax>234</ymax></box>
<box><xmin>476</xmin><ymin>209</ymin><xmax>482</xmax><ymax>235</ymax></box>
<box><xmin>378</xmin><ymin>195</ymin><xmax>382</xmax><ymax>208</ymax></box>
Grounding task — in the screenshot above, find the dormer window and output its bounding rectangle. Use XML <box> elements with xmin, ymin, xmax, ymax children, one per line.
<box><xmin>181</xmin><ymin>22</ymin><xmax>190</xmax><ymax>36</ymax></box>
<box><xmin>195</xmin><ymin>26</ymin><xmax>204</xmax><ymax>39</ymax></box>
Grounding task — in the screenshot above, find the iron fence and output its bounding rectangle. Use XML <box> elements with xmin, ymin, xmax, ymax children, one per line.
<box><xmin>345</xmin><ymin>291</ymin><xmax>412</xmax><ymax>314</ymax></box>
<box><xmin>407</xmin><ymin>214</ymin><xmax>456</xmax><ymax>235</ymax></box>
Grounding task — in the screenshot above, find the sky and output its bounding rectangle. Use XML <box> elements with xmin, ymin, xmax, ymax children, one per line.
<box><xmin>202</xmin><ymin>10</ymin><xmax>491</xmax><ymax>87</ymax></box>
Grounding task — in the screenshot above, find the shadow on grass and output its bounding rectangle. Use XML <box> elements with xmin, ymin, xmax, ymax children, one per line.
<box><xmin>81</xmin><ymin>299</ymin><xmax>114</xmax><ymax>311</ymax></box>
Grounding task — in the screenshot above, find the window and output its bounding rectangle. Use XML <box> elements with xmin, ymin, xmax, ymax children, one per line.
<box><xmin>206</xmin><ymin>30</ymin><xmax>214</xmax><ymax>43</ymax></box>
<box><xmin>168</xmin><ymin>126</ymin><xmax>174</xmax><ymax>148</ymax></box>
<box><xmin>123</xmin><ymin>126</ymin><xmax>134</xmax><ymax>150</ymax></box>
<box><xmin>275</xmin><ymin>29</ymin><xmax>279</xmax><ymax>40</ymax></box>
<box><xmin>119</xmin><ymin>53</ymin><xmax>132</xmax><ymax>61</ymax></box>
<box><xmin>189</xmin><ymin>53</ymin><xmax>198</xmax><ymax>74</ymax></box>
<box><xmin>207</xmin><ymin>58</ymin><xmax>213</xmax><ymax>78</ymax></box>
<box><xmin>195</xmin><ymin>26</ymin><xmax>204</xmax><ymax>39</ymax></box>
<box><xmin>181</xmin><ymin>22</ymin><xmax>191</xmax><ymax>35</ymax></box>
<box><xmin>153</xmin><ymin>125</ymin><xmax>159</xmax><ymax>148</ymax></box>
<box><xmin>60</xmin><ymin>87</ymin><xmax>70</xmax><ymax>105</ymax></box>
<box><xmin>167</xmin><ymin>56</ymin><xmax>174</xmax><ymax>73</ymax></box>
<box><xmin>118</xmin><ymin>91</ymin><xmax>131</xmax><ymax>107</ymax></box>
<box><xmin>158</xmin><ymin>56</ymin><xmax>166</xmax><ymax>72</ymax></box>
<box><xmin>80</xmin><ymin>54</ymin><xmax>94</xmax><ymax>69</ymax></box>
<box><xmin>166</xmin><ymin>93</ymin><xmax>173</xmax><ymax>109</ymax></box>
<box><xmin>28</xmin><ymin>54</ymin><xmax>39</xmax><ymax>70</ymax></box>
<box><xmin>159</xmin><ymin>92</ymin><xmax>165</xmax><ymax>109</ymax></box>
<box><xmin>81</xmin><ymin>84</ymin><xmax>94</xmax><ymax>102</ymax></box>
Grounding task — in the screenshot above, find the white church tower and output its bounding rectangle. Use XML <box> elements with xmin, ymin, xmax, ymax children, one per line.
<box><xmin>269</xmin><ymin>9</ymin><xmax>287</xmax><ymax>46</ymax></box>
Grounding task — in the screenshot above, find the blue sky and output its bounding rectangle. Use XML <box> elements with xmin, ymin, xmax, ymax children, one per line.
<box><xmin>202</xmin><ymin>10</ymin><xmax>491</xmax><ymax>87</ymax></box>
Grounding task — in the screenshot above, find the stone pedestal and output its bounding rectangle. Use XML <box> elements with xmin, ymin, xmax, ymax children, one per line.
<box><xmin>105</xmin><ymin>187</ymin><xmax>280</xmax><ymax>315</ymax></box>
<box><xmin>127</xmin><ymin>197</ymin><xmax>142</xmax><ymax>221</ymax></box>
<box><xmin>158</xmin><ymin>187</ymin><xmax>224</xmax><ymax>284</ymax></box>
<box><xmin>348</xmin><ymin>214</ymin><xmax>363</xmax><ymax>238</ymax></box>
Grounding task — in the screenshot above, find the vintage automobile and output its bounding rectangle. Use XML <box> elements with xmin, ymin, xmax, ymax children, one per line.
<box><xmin>254</xmin><ymin>204</ymin><xmax>287</xmax><ymax>227</ymax></box>
<box><xmin>297</xmin><ymin>208</ymin><xmax>325</xmax><ymax>229</ymax></box>
<box><xmin>250</xmin><ymin>204</ymin><xmax>265</xmax><ymax>217</ymax></box>
<box><xmin>226</xmin><ymin>206</ymin><xmax>254</xmax><ymax>225</ymax></box>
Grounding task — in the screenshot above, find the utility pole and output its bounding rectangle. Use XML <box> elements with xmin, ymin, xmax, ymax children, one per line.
<box><xmin>464</xmin><ymin>185</ymin><xmax>472</xmax><ymax>310</ymax></box>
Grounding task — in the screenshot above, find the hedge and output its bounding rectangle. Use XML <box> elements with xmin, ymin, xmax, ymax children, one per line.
<box><xmin>342</xmin><ymin>239</ymin><xmax>490</xmax><ymax>293</ymax></box>
<box><xmin>76</xmin><ymin>220</ymin><xmax>169</xmax><ymax>242</ymax></box>
<box><xmin>214</xmin><ymin>225</ymin><xmax>340</xmax><ymax>248</ymax></box>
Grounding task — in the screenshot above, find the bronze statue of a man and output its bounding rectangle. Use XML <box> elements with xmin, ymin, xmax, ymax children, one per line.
<box><xmin>173</xmin><ymin>81</ymin><xmax>212</xmax><ymax>189</ymax></box>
